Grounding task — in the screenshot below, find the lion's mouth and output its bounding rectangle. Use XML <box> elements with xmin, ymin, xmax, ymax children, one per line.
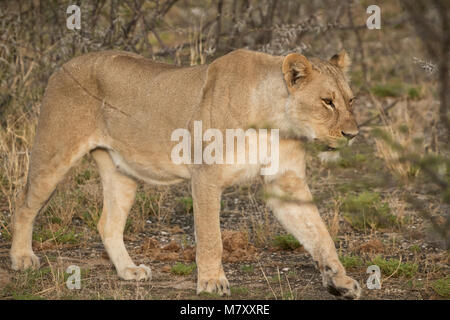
<box><xmin>325</xmin><ymin>146</ymin><xmax>338</xmax><ymax>151</ymax></box>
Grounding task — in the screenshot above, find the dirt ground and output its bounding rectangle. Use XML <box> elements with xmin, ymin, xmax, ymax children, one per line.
<box><xmin>0</xmin><ymin>199</ymin><xmax>448</xmax><ymax>300</ymax></box>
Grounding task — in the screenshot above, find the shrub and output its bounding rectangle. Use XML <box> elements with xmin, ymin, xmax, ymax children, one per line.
<box><xmin>272</xmin><ymin>234</ymin><xmax>301</xmax><ymax>250</ymax></box>
<box><xmin>171</xmin><ymin>262</ymin><xmax>196</xmax><ymax>275</ymax></box>
<box><xmin>431</xmin><ymin>276</ymin><xmax>450</xmax><ymax>298</ymax></box>
<box><xmin>340</xmin><ymin>255</ymin><xmax>364</xmax><ymax>269</ymax></box>
<box><xmin>371</xmin><ymin>82</ymin><xmax>404</xmax><ymax>97</ymax></box>
<box><xmin>341</xmin><ymin>192</ymin><xmax>398</xmax><ymax>231</ymax></box>
<box><xmin>369</xmin><ymin>256</ymin><xmax>418</xmax><ymax>278</ymax></box>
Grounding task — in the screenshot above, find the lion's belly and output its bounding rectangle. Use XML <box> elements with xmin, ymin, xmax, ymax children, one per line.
<box><xmin>107</xmin><ymin>148</ymin><xmax>190</xmax><ymax>185</ymax></box>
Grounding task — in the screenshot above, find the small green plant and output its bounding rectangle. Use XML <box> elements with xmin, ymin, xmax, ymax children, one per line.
<box><xmin>405</xmin><ymin>279</ymin><xmax>424</xmax><ymax>290</ymax></box>
<box><xmin>407</xmin><ymin>87</ymin><xmax>422</xmax><ymax>100</ymax></box>
<box><xmin>135</xmin><ymin>191</ymin><xmax>160</xmax><ymax>216</ymax></box>
<box><xmin>371</xmin><ymin>81</ymin><xmax>404</xmax><ymax>97</ymax></box>
<box><xmin>171</xmin><ymin>262</ymin><xmax>196</xmax><ymax>275</ymax></box>
<box><xmin>369</xmin><ymin>256</ymin><xmax>418</xmax><ymax>278</ymax></box>
<box><xmin>431</xmin><ymin>276</ymin><xmax>450</xmax><ymax>298</ymax></box>
<box><xmin>269</xmin><ymin>274</ymin><xmax>279</xmax><ymax>284</ymax></box>
<box><xmin>135</xmin><ymin>191</ymin><xmax>152</xmax><ymax>212</ymax></box>
<box><xmin>339</xmin><ymin>255</ymin><xmax>364</xmax><ymax>269</ymax></box>
<box><xmin>282</xmin><ymin>292</ymin><xmax>295</xmax><ymax>300</ymax></box>
<box><xmin>73</xmin><ymin>190</ymin><xmax>101</xmax><ymax>231</ymax></box>
<box><xmin>338</xmin><ymin>148</ymin><xmax>368</xmax><ymax>168</ymax></box>
<box><xmin>80</xmin><ymin>209</ymin><xmax>100</xmax><ymax>231</ymax></box>
<box><xmin>75</xmin><ymin>169</ymin><xmax>91</xmax><ymax>184</ymax></box>
<box><xmin>341</xmin><ymin>191</ymin><xmax>398</xmax><ymax>231</ymax></box>
<box><xmin>197</xmin><ymin>291</ymin><xmax>222</xmax><ymax>299</ymax></box>
<box><xmin>272</xmin><ymin>234</ymin><xmax>301</xmax><ymax>250</ymax></box>
<box><xmin>240</xmin><ymin>265</ymin><xmax>254</xmax><ymax>273</ymax></box>
<box><xmin>12</xmin><ymin>293</ymin><xmax>46</xmax><ymax>300</ymax></box>
<box><xmin>33</xmin><ymin>228</ymin><xmax>78</xmax><ymax>244</ymax></box>
<box><xmin>2</xmin><ymin>267</ymin><xmax>52</xmax><ymax>299</ymax></box>
<box><xmin>231</xmin><ymin>286</ymin><xmax>249</xmax><ymax>295</ymax></box>
<box><xmin>178</xmin><ymin>197</ymin><xmax>193</xmax><ymax>213</ymax></box>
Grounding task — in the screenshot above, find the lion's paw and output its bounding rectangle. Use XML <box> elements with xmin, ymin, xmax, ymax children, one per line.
<box><xmin>11</xmin><ymin>251</ymin><xmax>40</xmax><ymax>271</ymax></box>
<box><xmin>325</xmin><ymin>274</ymin><xmax>361</xmax><ymax>300</ymax></box>
<box><xmin>197</xmin><ymin>276</ymin><xmax>230</xmax><ymax>296</ymax></box>
<box><xmin>119</xmin><ymin>264</ymin><xmax>152</xmax><ymax>281</ymax></box>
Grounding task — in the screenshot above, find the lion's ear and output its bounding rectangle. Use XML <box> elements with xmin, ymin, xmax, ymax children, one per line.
<box><xmin>282</xmin><ymin>53</ymin><xmax>312</xmax><ymax>91</ymax></box>
<box><xmin>329</xmin><ymin>50</ymin><xmax>351</xmax><ymax>74</ymax></box>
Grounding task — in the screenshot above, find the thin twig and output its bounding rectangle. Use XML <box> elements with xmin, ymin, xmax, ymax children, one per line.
<box><xmin>359</xmin><ymin>99</ymin><xmax>400</xmax><ymax>128</ymax></box>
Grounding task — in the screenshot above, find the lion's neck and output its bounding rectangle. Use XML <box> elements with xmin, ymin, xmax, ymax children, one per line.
<box><xmin>248</xmin><ymin>70</ymin><xmax>291</xmax><ymax>134</ymax></box>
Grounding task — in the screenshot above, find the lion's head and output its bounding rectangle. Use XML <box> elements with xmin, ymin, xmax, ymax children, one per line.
<box><xmin>282</xmin><ymin>50</ymin><xmax>358</xmax><ymax>149</ymax></box>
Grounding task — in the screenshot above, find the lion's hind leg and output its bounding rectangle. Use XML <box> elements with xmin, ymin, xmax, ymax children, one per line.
<box><xmin>91</xmin><ymin>148</ymin><xmax>151</xmax><ymax>281</ymax></box>
<box><xmin>10</xmin><ymin>138</ymin><xmax>95</xmax><ymax>271</ymax></box>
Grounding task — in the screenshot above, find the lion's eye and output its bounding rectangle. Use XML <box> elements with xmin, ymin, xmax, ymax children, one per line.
<box><xmin>322</xmin><ymin>98</ymin><xmax>335</xmax><ymax>109</ymax></box>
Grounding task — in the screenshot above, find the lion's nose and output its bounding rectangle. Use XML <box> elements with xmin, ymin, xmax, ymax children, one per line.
<box><xmin>341</xmin><ymin>131</ymin><xmax>358</xmax><ymax>140</ymax></box>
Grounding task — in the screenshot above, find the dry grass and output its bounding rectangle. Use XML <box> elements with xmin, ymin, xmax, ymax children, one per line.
<box><xmin>373</xmin><ymin>97</ymin><xmax>440</xmax><ymax>181</ymax></box>
<box><xmin>0</xmin><ymin>96</ymin><xmax>39</xmax><ymax>239</ymax></box>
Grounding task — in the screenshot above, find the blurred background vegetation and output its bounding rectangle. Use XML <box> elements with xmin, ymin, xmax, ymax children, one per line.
<box><xmin>0</xmin><ymin>0</ymin><xmax>448</xmax><ymax>251</ymax></box>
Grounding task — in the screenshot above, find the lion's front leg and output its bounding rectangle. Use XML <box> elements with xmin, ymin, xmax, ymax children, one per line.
<box><xmin>264</xmin><ymin>171</ymin><xmax>361</xmax><ymax>299</ymax></box>
<box><xmin>191</xmin><ymin>174</ymin><xmax>230</xmax><ymax>296</ymax></box>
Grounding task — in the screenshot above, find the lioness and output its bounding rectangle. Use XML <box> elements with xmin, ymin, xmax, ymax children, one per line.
<box><xmin>10</xmin><ymin>49</ymin><xmax>361</xmax><ymax>299</ymax></box>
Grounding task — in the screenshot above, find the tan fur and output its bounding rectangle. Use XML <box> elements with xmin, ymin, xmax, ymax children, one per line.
<box><xmin>10</xmin><ymin>49</ymin><xmax>360</xmax><ymax>299</ymax></box>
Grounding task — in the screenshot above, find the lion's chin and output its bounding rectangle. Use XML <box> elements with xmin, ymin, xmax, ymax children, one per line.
<box><xmin>311</xmin><ymin>137</ymin><xmax>339</xmax><ymax>151</ymax></box>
